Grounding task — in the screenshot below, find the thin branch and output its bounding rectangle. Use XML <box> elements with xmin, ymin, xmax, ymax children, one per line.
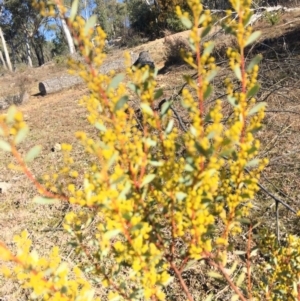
<box><xmin>208</xmin><ymin>258</ymin><xmax>247</xmax><ymax>301</ymax></box>
<box><xmin>170</xmin><ymin>262</ymin><xmax>194</xmax><ymax>301</ymax></box>
<box><xmin>256</xmin><ymin>181</ymin><xmax>297</xmax><ymax>214</ymax></box>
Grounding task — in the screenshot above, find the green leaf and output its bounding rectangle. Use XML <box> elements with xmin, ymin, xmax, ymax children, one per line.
<box><xmin>33</xmin><ymin>196</ymin><xmax>59</xmax><ymax>205</ymax></box>
<box><xmin>141</xmin><ymin>103</ymin><xmax>154</xmax><ymax>116</ymax></box>
<box><xmin>206</xmin><ymin>69</ymin><xmax>218</xmax><ymax>83</ymax></box>
<box><xmin>248</xmin><ymin>102</ymin><xmax>266</xmax><ymax>116</ymax></box>
<box><xmin>233</xmin><ymin>65</ymin><xmax>242</xmax><ymax>81</ymax></box>
<box><xmin>95</xmin><ymin>122</ymin><xmax>106</xmax><ymax>132</ymax></box>
<box><xmin>0</xmin><ymin>140</ymin><xmax>11</xmax><ymax>152</ymax></box>
<box><xmin>207</xmin><ymin>271</ymin><xmax>222</xmax><ymax>279</ymax></box>
<box><xmin>160</xmin><ymin>101</ymin><xmax>172</xmax><ymax>116</ymax></box>
<box><xmin>198</xmin><ymin>14</ymin><xmax>206</xmax><ymax>25</ymax></box>
<box><xmin>6</xmin><ymin>105</ymin><xmax>17</xmax><ymax>124</ymax></box>
<box><xmin>245</xmin><ymin>31</ymin><xmax>261</xmax><ymax>47</ymax></box>
<box><xmin>144</xmin><ymin>137</ymin><xmax>157</xmax><ymax>147</ymax></box>
<box><xmin>118</xmin><ymin>181</ymin><xmax>132</xmax><ymax>200</ymax></box>
<box><xmin>25</xmin><ymin>145</ymin><xmax>42</xmax><ymax>162</ymax></box>
<box><xmin>69</xmin><ymin>0</ymin><xmax>79</xmax><ymax>22</ymax></box>
<box><xmin>246</xmin><ymin>54</ymin><xmax>263</xmax><ymax>72</ymax></box>
<box><xmin>180</xmin><ymin>16</ymin><xmax>192</xmax><ymax>29</ymax></box>
<box><xmin>246</xmin><ymin>158</ymin><xmax>260</xmax><ymax>168</ymax></box>
<box><xmin>141</xmin><ymin>174</ymin><xmax>156</xmax><ymax>187</ymax></box>
<box><xmin>204</xmin><ymin>85</ymin><xmax>213</xmax><ymax>100</ymax></box>
<box><xmin>236</xmin><ymin>271</ymin><xmax>246</xmax><ymax>287</ymax></box>
<box><xmin>149</xmin><ymin>160</ymin><xmax>163</xmax><ymax>167</ymax></box>
<box><xmin>107</xmin><ymin>152</ymin><xmax>118</xmax><ymax>169</ymax></box>
<box><xmin>246</xmin><ymin>84</ymin><xmax>260</xmax><ymax>98</ymax></box>
<box><xmin>188</xmin><ymin>38</ymin><xmax>196</xmax><ymax>52</ymax></box>
<box><xmin>141</xmin><ymin>69</ymin><xmax>149</xmax><ymax>82</ymax></box>
<box><xmin>176</xmin><ymin>192</ymin><xmax>187</xmax><ymax>201</ymax></box>
<box><xmin>107</xmin><ymin>73</ymin><xmax>125</xmax><ymax>91</ymax></box>
<box><xmin>227</xmin><ymin>95</ymin><xmax>238</xmax><ymax>107</ymax></box>
<box><xmin>14</xmin><ymin>127</ymin><xmax>29</xmax><ymax>145</ymax></box>
<box><xmin>165</xmin><ymin>119</ymin><xmax>174</xmax><ymax>134</ymax></box>
<box><xmin>243</xmin><ymin>12</ymin><xmax>253</xmax><ymax>26</ymax></box>
<box><xmin>154</xmin><ymin>88</ymin><xmax>163</xmax><ymax>100</ymax></box>
<box><xmin>84</xmin><ymin>15</ymin><xmax>97</xmax><ymax>35</ymax></box>
<box><xmin>114</xmin><ymin>96</ymin><xmax>129</xmax><ymax>112</ymax></box>
<box><xmin>203</xmin><ymin>42</ymin><xmax>215</xmax><ymax>56</ymax></box>
<box><xmin>201</xmin><ymin>25</ymin><xmax>211</xmax><ymax>38</ymax></box>
<box><xmin>104</xmin><ymin>229</ymin><xmax>121</xmax><ymax>240</ymax></box>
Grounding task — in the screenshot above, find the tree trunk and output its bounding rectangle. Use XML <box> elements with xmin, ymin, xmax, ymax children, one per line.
<box><xmin>0</xmin><ymin>27</ymin><xmax>13</xmax><ymax>72</ymax></box>
<box><xmin>58</xmin><ymin>11</ymin><xmax>76</xmax><ymax>55</ymax></box>
<box><xmin>39</xmin><ymin>75</ymin><xmax>83</xmax><ymax>95</ymax></box>
<box><xmin>0</xmin><ymin>51</ymin><xmax>7</xmax><ymax>70</ymax></box>
<box><xmin>25</xmin><ymin>33</ymin><xmax>33</xmax><ymax>67</ymax></box>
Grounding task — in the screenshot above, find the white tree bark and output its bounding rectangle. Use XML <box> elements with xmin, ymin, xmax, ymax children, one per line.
<box><xmin>0</xmin><ymin>50</ymin><xmax>7</xmax><ymax>70</ymax></box>
<box><xmin>25</xmin><ymin>33</ymin><xmax>33</xmax><ymax>67</ymax></box>
<box><xmin>0</xmin><ymin>27</ymin><xmax>12</xmax><ymax>72</ymax></box>
<box><xmin>60</xmin><ymin>16</ymin><xmax>76</xmax><ymax>54</ymax></box>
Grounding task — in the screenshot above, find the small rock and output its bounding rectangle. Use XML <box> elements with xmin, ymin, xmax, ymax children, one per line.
<box><xmin>51</xmin><ymin>143</ymin><xmax>61</xmax><ymax>152</ymax></box>
<box><xmin>0</xmin><ymin>182</ymin><xmax>12</xmax><ymax>194</ymax></box>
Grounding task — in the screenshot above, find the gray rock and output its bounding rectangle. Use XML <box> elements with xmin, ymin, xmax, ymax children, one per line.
<box><xmin>133</xmin><ymin>51</ymin><xmax>155</xmax><ymax>69</ymax></box>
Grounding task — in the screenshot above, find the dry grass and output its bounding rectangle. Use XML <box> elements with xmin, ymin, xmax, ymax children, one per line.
<box><xmin>1</xmin><ymin>10</ymin><xmax>300</xmax><ymax>300</ymax></box>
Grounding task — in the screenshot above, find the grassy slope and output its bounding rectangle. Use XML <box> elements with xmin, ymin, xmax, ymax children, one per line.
<box><xmin>0</xmin><ymin>9</ymin><xmax>300</xmax><ymax>300</ymax></box>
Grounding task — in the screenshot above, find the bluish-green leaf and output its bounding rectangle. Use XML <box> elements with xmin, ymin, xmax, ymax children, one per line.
<box><xmin>160</xmin><ymin>101</ymin><xmax>172</xmax><ymax>116</ymax></box>
<box><xmin>245</xmin><ymin>31</ymin><xmax>261</xmax><ymax>47</ymax></box>
<box><xmin>14</xmin><ymin>126</ymin><xmax>29</xmax><ymax>145</ymax></box>
<box><xmin>180</xmin><ymin>16</ymin><xmax>192</xmax><ymax>29</ymax></box>
<box><xmin>84</xmin><ymin>15</ymin><xmax>97</xmax><ymax>35</ymax></box>
<box><xmin>33</xmin><ymin>196</ymin><xmax>59</xmax><ymax>205</ymax></box>
<box><xmin>104</xmin><ymin>229</ymin><xmax>121</xmax><ymax>240</ymax></box>
<box><xmin>203</xmin><ymin>42</ymin><xmax>215</xmax><ymax>56</ymax></box>
<box><xmin>204</xmin><ymin>85</ymin><xmax>213</xmax><ymax>100</ymax></box>
<box><xmin>176</xmin><ymin>192</ymin><xmax>187</xmax><ymax>201</ymax></box>
<box><xmin>69</xmin><ymin>0</ymin><xmax>79</xmax><ymax>22</ymax></box>
<box><xmin>154</xmin><ymin>88</ymin><xmax>163</xmax><ymax>100</ymax></box>
<box><xmin>141</xmin><ymin>103</ymin><xmax>154</xmax><ymax>116</ymax></box>
<box><xmin>25</xmin><ymin>145</ymin><xmax>42</xmax><ymax>162</ymax></box>
<box><xmin>246</xmin><ymin>84</ymin><xmax>260</xmax><ymax>98</ymax></box>
<box><xmin>248</xmin><ymin>102</ymin><xmax>266</xmax><ymax>116</ymax></box>
<box><xmin>206</xmin><ymin>69</ymin><xmax>218</xmax><ymax>83</ymax></box>
<box><xmin>149</xmin><ymin>160</ymin><xmax>163</xmax><ymax>167</ymax></box>
<box><xmin>246</xmin><ymin>158</ymin><xmax>260</xmax><ymax>168</ymax></box>
<box><xmin>247</xmin><ymin>54</ymin><xmax>263</xmax><ymax>72</ymax></box>
<box><xmin>141</xmin><ymin>174</ymin><xmax>156</xmax><ymax>187</ymax></box>
<box><xmin>201</xmin><ymin>25</ymin><xmax>212</xmax><ymax>38</ymax></box>
<box><xmin>6</xmin><ymin>105</ymin><xmax>17</xmax><ymax>124</ymax></box>
<box><xmin>114</xmin><ymin>96</ymin><xmax>129</xmax><ymax>112</ymax></box>
<box><xmin>95</xmin><ymin>122</ymin><xmax>106</xmax><ymax>132</ymax></box>
<box><xmin>165</xmin><ymin>119</ymin><xmax>174</xmax><ymax>134</ymax></box>
<box><xmin>0</xmin><ymin>140</ymin><xmax>11</xmax><ymax>152</ymax></box>
<box><xmin>227</xmin><ymin>95</ymin><xmax>238</xmax><ymax>107</ymax></box>
<box><xmin>107</xmin><ymin>73</ymin><xmax>125</xmax><ymax>91</ymax></box>
<box><xmin>107</xmin><ymin>152</ymin><xmax>118</xmax><ymax>169</ymax></box>
<box><xmin>234</xmin><ymin>65</ymin><xmax>242</xmax><ymax>81</ymax></box>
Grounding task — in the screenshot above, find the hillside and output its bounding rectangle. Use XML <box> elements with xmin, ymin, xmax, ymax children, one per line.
<box><xmin>1</xmin><ymin>8</ymin><xmax>300</xmax><ymax>300</ymax></box>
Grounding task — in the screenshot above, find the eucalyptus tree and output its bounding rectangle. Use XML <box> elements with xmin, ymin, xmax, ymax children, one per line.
<box><xmin>0</xmin><ymin>0</ymin><xmax>49</xmax><ymax>67</ymax></box>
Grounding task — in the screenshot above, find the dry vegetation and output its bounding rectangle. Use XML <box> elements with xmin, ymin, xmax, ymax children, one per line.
<box><xmin>1</xmin><ymin>9</ymin><xmax>300</xmax><ymax>300</ymax></box>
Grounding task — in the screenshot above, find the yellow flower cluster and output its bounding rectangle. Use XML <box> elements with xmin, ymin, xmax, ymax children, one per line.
<box><xmin>257</xmin><ymin>231</ymin><xmax>300</xmax><ymax>300</ymax></box>
<box><xmin>0</xmin><ymin>231</ymin><xmax>98</xmax><ymax>301</ymax></box>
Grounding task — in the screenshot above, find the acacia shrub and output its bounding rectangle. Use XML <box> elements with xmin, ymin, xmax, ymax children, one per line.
<box><xmin>1</xmin><ymin>0</ymin><xmax>300</xmax><ymax>300</ymax></box>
